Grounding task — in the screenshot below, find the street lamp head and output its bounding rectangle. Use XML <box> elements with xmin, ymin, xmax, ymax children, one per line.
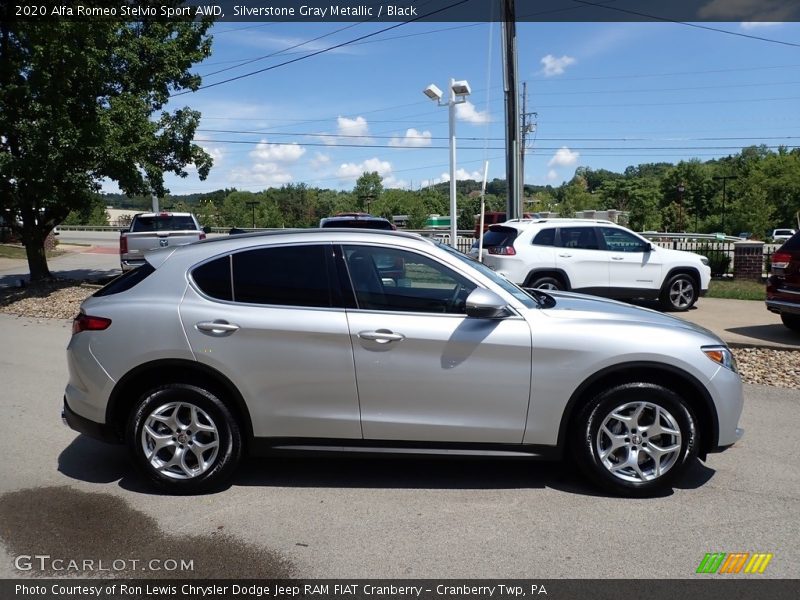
<box><xmin>423</xmin><ymin>84</ymin><xmax>443</xmax><ymax>101</ymax></box>
<box><xmin>451</xmin><ymin>79</ymin><xmax>471</xmax><ymax>97</ymax></box>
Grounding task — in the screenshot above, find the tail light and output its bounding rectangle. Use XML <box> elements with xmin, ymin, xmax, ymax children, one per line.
<box><xmin>488</xmin><ymin>246</ymin><xmax>516</xmax><ymax>256</ymax></box>
<box><xmin>72</xmin><ymin>314</ymin><xmax>112</xmax><ymax>335</ymax></box>
<box><xmin>771</xmin><ymin>252</ymin><xmax>791</xmax><ymax>271</ymax></box>
<box><xmin>199</xmin><ymin>233</ymin><xmax>206</xmax><ymax>240</ymax></box>
<box><xmin>119</xmin><ymin>234</ymin><xmax>128</xmax><ymax>254</ymax></box>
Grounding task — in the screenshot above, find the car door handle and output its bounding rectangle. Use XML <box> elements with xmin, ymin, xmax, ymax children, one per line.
<box><xmin>358</xmin><ymin>329</ymin><xmax>405</xmax><ymax>343</ymax></box>
<box><xmin>611</xmin><ymin>256</ymin><xmax>624</xmax><ymax>260</ymax></box>
<box><xmin>196</xmin><ymin>320</ymin><xmax>240</xmax><ymax>334</ymax></box>
<box><xmin>558</xmin><ymin>253</ymin><xmax>572</xmax><ymax>258</ymax></box>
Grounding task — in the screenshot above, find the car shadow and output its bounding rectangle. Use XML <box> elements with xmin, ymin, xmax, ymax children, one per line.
<box><xmin>58</xmin><ymin>435</ymin><xmax>713</xmax><ymax>499</ymax></box>
<box><xmin>727</xmin><ymin>324</ymin><xmax>799</xmax><ymax>347</ymax></box>
<box><xmin>0</xmin><ymin>268</ymin><xmax>119</xmax><ymax>289</ymax></box>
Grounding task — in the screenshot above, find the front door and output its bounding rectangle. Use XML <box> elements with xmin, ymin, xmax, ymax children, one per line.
<box><xmin>341</xmin><ymin>244</ymin><xmax>532</xmax><ymax>444</ymax></box>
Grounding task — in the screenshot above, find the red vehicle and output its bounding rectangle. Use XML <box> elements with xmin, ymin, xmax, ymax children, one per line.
<box><xmin>474</xmin><ymin>211</ymin><xmax>536</xmax><ymax>238</ymax></box>
<box><xmin>766</xmin><ymin>230</ymin><xmax>800</xmax><ymax>332</ymax></box>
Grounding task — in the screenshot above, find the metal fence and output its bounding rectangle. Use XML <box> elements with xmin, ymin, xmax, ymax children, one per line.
<box><xmin>648</xmin><ymin>239</ymin><xmax>778</xmax><ymax>277</ymax></box>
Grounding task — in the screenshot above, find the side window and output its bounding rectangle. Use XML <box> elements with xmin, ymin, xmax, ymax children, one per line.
<box><xmin>343</xmin><ymin>245</ymin><xmax>476</xmax><ymax>314</ymax></box>
<box><xmin>231</xmin><ymin>245</ymin><xmax>333</xmax><ymax>308</ymax></box>
<box><xmin>599</xmin><ymin>227</ymin><xmax>649</xmax><ymax>253</ymax></box>
<box><xmin>192</xmin><ymin>255</ymin><xmax>232</xmax><ymax>301</ymax></box>
<box><xmin>559</xmin><ymin>227</ymin><xmax>599</xmax><ymax>250</ymax></box>
<box><xmin>531</xmin><ymin>228</ymin><xmax>556</xmax><ymax>246</ymax></box>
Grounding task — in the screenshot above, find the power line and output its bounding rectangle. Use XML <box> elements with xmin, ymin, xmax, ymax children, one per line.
<box><xmin>172</xmin><ymin>0</ymin><xmax>471</xmax><ymax>96</ymax></box>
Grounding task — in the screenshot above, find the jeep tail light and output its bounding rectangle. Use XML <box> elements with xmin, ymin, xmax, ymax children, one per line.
<box><xmin>72</xmin><ymin>314</ymin><xmax>112</xmax><ymax>334</ymax></box>
<box><xmin>199</xmin><ymin>233</ymin><xmax>206</xmax><ymax>240</ymax></box>
<box><xmin>119</xmin><ymin>234</ymin><xmax>127</xmax><ymax>254</ymax></box>
<box><xmin>771</xmin><ymin>252</ymin><xmax>791</xmax><ymax>271</ymax></box>
<box><xmin>488</xmin><ymin>246</ymin><xmax>516</xmax><ymax>256</ymax></box>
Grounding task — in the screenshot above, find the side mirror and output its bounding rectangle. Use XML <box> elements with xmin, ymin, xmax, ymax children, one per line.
<box><xmin>202</xmin><ymin>226</ymin><xmax>212</xmax><ymax>234</ymax></box>
<box><xmin>465</xmin><ymin>288</ymin><xmax>509</xmax><ymax>319</ymax></box>
<box><xmin>645</xmin><ymin>243</ymin><xmax>653</xmax><ymax>252</ymax></box>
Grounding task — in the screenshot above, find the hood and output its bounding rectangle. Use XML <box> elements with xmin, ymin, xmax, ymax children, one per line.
<box><xmin>537</xmin><ymin>291</ymin><xmax>723</xmax><ymax>342</ymax></box>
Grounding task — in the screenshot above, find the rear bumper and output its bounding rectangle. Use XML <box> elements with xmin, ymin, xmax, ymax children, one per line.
<box><xmin>62</xmin><ymin>396</ymin><xmax>120</xmax><ymax>443</ymax></box>
<box><xmin>766</xmin><ymin>299</ymin><xmax>800</xmax><ymax>316</ymax></box>
<box><xmin>120</xmin><ymin>259</ymin><xmax>145</xmax><ymax>272</ymax></box>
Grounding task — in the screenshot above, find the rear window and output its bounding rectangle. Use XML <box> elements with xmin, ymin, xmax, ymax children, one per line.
<box><xmin>481</xmin><ymin>226</ymin><xmax>519</xmax><ymax>248</ymax></box>
<box><xmin>93</xmin><ymin>263</ymin><xmax>155</xmax><ymax>297</ymax></box>
<box><xmin>131</xmin><ymin>215</ymin><xmax>197</xmax><ymax>232</ymax></box>
<box><xmin>781</xmin><ymin>232</ymin><xmax>800</xmax><ymax>251</ymax></box>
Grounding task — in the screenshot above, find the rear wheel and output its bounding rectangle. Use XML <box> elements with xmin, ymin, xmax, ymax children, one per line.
<box><xmin>781</xmin><ymin>314</ymin><xmax>800</xmax><ymax>333</ymax></box>
<box><xmin>126</xmin><ymin>384</ymin><xmax>242</xmax><ymax>494</ymax></box>
<box><xmin>573</xmin><ymin>383</ymin><xmax>698</xmax><ymax>497</ymax></box>
<box><xmin>528</xmin><ymin>275</ymin><xmax>564</xmax><ymax>291</ymax></box>
<box><xmin>660</xmin><ymin>273</ymin><xmax>698</xmax><ymax>311</ymax></box>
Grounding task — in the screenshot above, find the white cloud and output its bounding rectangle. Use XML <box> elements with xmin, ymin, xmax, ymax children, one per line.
<box><xmin>440</xmin><ymin>168</ymin><xmax>483</xmax><ymax>182</ymax></box>
<box><xmin>389</xmin><ymin>128</ymin><xmax>432</xmax><ymax>148</ymax></box>
<box><xmin>383</xmin><ymin>175</ymin><xmax>410</xmax><ymax>189</ymax></box>
<box><xmin>548</xmin><ymin>147</ymin><xmax>580</xmax><ymax>168</ymax></box>
<box><xmin>230</xmin><ymin>163</ymin><xmax>293</xmax><ymax>187</ymax></box>
<box><xmin>547</xmin><ymin>169</ymin><xmax>559</xmax><ymax>182</ymax></box>
<box><xmin>540</xmin><ymin>54</ymin><xmax>576</xmax><ymax>77</ymax></box>
<box><xmin>249</xmin><ymin>139</ymin><xmax>305</xmax><ymax>162</ymax></box>
<box><xmin>740</xmin><ymin>21</ymin><xmax>782</xmax><ymax>29</ymax></box>
<box><xmin>202</xmin><ymin>145</ymin><xmax>225</xmax><ymax>164</ymax></box>
<box><xmin>337</xmin><ymin>116</ymin><xmax>369</xmax><ymax>138</ymax></box>
<box><xmin>310</xmin><ymin>152</ymin><xmax>331</xmax><ymax>169</ymax></box>
<box><xmin>456</xmin><ymin>101</ymin><xmax>490</xmax><ymax>124</ymax></box>
<box><xmin>337</xmin><ymin>157</ymin><xmax>393</xmax><ymax>180</ymax></box>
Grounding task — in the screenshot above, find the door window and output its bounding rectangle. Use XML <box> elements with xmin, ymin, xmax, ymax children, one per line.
<box><xmin>558</xmin><ymin>227</ymin><xmax>600</xmax><ymax>250</ymax></box>
<box><xmin>343</xmin><ymin>245</ymin><xmax>475</xmax><ymax>314</ymax></box>
<box><xmin>599</xmin><ymin>227</ymin><xmax>650</xmax><ymax>253</ymax></box>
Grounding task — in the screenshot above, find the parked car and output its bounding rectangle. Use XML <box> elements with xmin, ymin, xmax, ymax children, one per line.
<box><xmin>120</xmin><ymin>212</ymin><xmax>208</xmax><ymax>271</ymax></box>
<box><xmin>771</xmin><ymin>228</ymin><xmax>796</xmax><ymax>243</ymax></box>
<box><xmin>766</xmin><ymin>230</ymin><xmax>800</xmax><ymax>333</ymax></box>
<box><xmin>319</xmin><ymin>213</ymin><xmax>395</xmax><ymax>230</ymax></box>
<box><xmin>470</xmin><ymin>219</ymin><xmax>711</xmax><ymax>311</ymax></box>
<box><xmin>64</xmin><ymin>229</ymin><xmax>743</xmax><ymax>497</ymax></box>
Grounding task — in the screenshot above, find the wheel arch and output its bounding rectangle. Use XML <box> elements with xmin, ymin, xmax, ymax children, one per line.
<box><xmin>556</xmin><ymin>362</ymin><xmax>719</xmax><ymax>459</ymax></box>
<box><xmin>523</xmin><ymin>268</ymin><xmax>572</xmax><ymax>290</ymax></box>
<box><xmin>662</xmin><ymin>267</ymin><xmax>701</xmax><ymax>291</ymax></box>
<box><xmin>106</xmin><ymin>359</ymin><xmax>254</xmax><ymax>447</ymax></box>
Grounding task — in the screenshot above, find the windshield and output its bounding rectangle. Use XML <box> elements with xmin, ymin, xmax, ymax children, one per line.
<box><xmin>438</xmin><ymin>243</ymin><xmax>539</xmax><ymax>309</ymax></box>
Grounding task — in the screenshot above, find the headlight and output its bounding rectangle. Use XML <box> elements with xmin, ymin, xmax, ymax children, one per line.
<box><xmin>702</xmin><ymin>345</ymin><xmax>738</xmax><ymax>374</ymax></box>
<box><xmin>700</xmin><ymin>256</ymin><xmax>709</xmax><ymax>266</ymax></box>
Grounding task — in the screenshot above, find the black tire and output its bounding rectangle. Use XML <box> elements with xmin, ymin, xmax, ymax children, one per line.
<box><xmin>781</xmin><ymin>314</ymin><xmax>800</xmax><ymax>333</ymax></box>
<box><xmin>528</xmin><ymin>275</ymin><xmax>564</xmax><ymax>291</ymax></box>
<box><xmin>126</xmin><ymin>384</ymin><xmax>242</xmax><ymax>494</ymax></box>
<box><xmin>659</xmin><ymin>273</ymin><xmax>698</xmax><ymax>311</ymax></box>
<box><xmin>572</xmin><ymin>383</ymin><xmax>698</xmax><ymax>497</ymax></box>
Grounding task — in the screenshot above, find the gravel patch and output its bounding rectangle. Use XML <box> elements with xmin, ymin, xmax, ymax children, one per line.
<box><xmin>2</xmin><ymin>281</ymin><xmax>798</xmax><ymax>389</ymax></box>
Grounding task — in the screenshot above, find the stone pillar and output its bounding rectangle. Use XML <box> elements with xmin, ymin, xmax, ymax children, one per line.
<box><xmin>733</xmin><ymin>240</ymin><xmax>764</xmax><ymax>280</ymax></box>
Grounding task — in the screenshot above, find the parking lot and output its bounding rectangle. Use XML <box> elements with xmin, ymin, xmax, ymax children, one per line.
<box><xmin>0</xmin><ymin>312</ymin><xmax>798</xmax><ymax>579</ymax></box>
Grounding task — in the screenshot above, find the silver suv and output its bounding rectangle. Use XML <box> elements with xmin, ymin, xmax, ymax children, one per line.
<box><xmin>64</xmin><ymin>229</ymin><xmax>743</xmax><ymax>496</ymax></box>
<box><xmin>471</xmin><ymin>219</ymin><xmax>711</xmax><ymax>311</ymax></box>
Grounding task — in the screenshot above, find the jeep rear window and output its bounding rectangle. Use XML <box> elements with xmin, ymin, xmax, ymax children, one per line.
<box><xmin>481</xmin><ymin>226</ymin><xmax>518</xmax><ymax>248</ymax></box>
<box><xmin>93</xmin><ymin>263</ymin><xmax>155</xmax><ymax>297</ymax></box>
<box><xmin>321</xmin><ymin>219</ymin><xmax>393</xmax><ymax>230</ymax></box>
<box><xmin>131</xmin><ymin>215</ymin><xmax>197</xmax><ymax>232</ymax></box>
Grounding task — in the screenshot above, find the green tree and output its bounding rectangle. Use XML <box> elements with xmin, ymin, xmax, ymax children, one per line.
<box><xmin>62</xmin><ymin>195</ymin><xmax>109</xmax><ymax>226</ymax></box>
<box><xmin>353</xmin><ymin>172</ymin><xmax>384</xmax><ymax>212</ymax></box>
<box><xmin>0</xmin><ymin>4</ymin><xmax>214</xmax><ymax>279</ymax></box>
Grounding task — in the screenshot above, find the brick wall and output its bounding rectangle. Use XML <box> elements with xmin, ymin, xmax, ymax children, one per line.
<box><xmin>733</xmin><ymin>241</ymin><xmax>764</xmax><ymax>280</ymax></box>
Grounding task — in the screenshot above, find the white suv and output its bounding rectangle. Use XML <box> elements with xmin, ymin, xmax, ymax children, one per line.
<box><xmin>471</xmin><ymin>219</ymin><xmax>711</xmax><ymax>311</ymax></box>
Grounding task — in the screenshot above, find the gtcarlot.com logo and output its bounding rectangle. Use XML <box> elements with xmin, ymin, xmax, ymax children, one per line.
<box><xmin>696</xmin><ymin>552</ymin><xmax>773</xmax><ymax>574</ymax></box>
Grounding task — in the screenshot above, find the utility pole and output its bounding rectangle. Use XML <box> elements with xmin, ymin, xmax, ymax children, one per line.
<box><xmin>519</xmin><ymin>81</ymin><xmax>537</xmax><ymax>216</ymax></box>
<box><xmin>245</xmin><ymin>201</ymin><xmax>258</xmax><ymax>229</ymax></box>
<box><xmin>501</xmin><ymin>0</ymin><xmax>520</xmax><ymax>220</ymax></box>
<box><xmin>713</xmin><ymin>175</ymin><xmax>737</xmax><ymax>235</ymax></box>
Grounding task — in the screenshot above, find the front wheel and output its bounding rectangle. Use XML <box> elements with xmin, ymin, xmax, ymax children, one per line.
<box><xmin>660</xmin><ymin>274</ymin><xmax>698</xmax><ymax>311</ymax></box>
<box><xmin>126</xmin><ymin>384</ymin><xmax>242</xmax><ymax>494</ymax></box>
<box><xmin>573</xmin><ymin>383</ymin><xmax>698</xmax><ymax>497</ymax></box>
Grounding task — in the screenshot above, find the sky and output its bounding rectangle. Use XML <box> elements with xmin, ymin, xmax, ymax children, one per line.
<box><xmin>136</xmin><ymin>12</ymin><xmax>800</xmax><ymax>196</ymax></box>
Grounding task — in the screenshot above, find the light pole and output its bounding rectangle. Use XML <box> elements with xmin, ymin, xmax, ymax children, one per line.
<box><xmin>677</xmin><ymin>183</ymin><xmax>685</xmax><ymax>232</ymax></box>
<box><xmin>713</xmin><ymin>175</ymin><xmax>737</xmax><ymax>235</ymax></box>
<box><xmin>245</xmin><ymin>201</ymin><xmax>259</xmax><ymax>229</ymax></box>
<box><xmin>424</xmin><ymin>79</ymin><xmax>471</xmax><ymax>248</ymax></box>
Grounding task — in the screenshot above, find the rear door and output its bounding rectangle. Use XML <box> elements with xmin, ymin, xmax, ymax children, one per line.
<box><xmin>179</xmin><ymin>243</ymin><xmax>361</xmax><ymax>440</ymax></box>
<box><xmin>555</xmin><ymin>226</ymin><xmax>609</xmax><ymax>291</ymax></box>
